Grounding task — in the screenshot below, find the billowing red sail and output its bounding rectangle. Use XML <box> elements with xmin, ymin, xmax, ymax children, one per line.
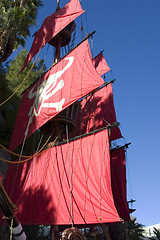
<box><xmin>9</xmin><ymin>40</ymin><xmax>105</xmax><ymax>151</ymax></box>
<box><xmin>75</xmin><ymin>83</ymin><xmax>122</xmax><ymax>141</ymax></box>
<box><xmin>92</xmin><ymin>52</ymin><xmax>110</xmax><ymax>76</ymax></box>
<box><xmin>110</xmin><ymin>147</ymin><xmax>130</xmax><ymax>222</ymax></box>
<box><xmin>4</xmin><ymin>129</ymin><xmax>120</xmax><ymax>225</ymax></box>
<box><xmin>20</xmin><ymin>0</ymin><xmax>84</xmax><ymax>72</ymax></box>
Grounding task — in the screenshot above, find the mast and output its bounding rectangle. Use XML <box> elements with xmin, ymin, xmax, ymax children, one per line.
<box><xmin>41</xmin><ymin>0</ymin><xmax>78</xmax><ymax>144</ymax></box>
<box><xmin>47</xmin><ymin>1</ymin><xmax>78</xmax><ymax>238</ymax></box>
<box><xmin>0</xmin><ymin>174</ymin><xmax>26</xmax><ymax>240</ymax></box>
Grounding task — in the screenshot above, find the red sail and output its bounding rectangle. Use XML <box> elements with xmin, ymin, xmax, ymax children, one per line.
<box><xmin>75</xmin><ymin>83</ymin><xmax>122</xmax><ymax>141</ymax></box>
<box><xmin>110</xmin><ymin>147</ymin><xmax>130</xmax><ymax>222</ymax></box>
<box><xmin>4</xmin><ymin>130</ymin><xmax>120</xmax><ymax>225</ymax></box>
<box><xmin>9</xmin><ymin>40</ymin><xmax>104</xmax><ymax>151</ymax></box>
<box><xmin>20</xmin><ymin>0</ymin><xmax>84</xmax><ymax>72</ymax></box>
<box><xmin>92</xmin><ymin>52</ymin><xmax>110</xmax><ymax>76</ymax></box>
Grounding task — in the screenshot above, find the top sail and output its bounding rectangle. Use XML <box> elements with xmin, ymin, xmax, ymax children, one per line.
<box><xmin>9</xmin><ymin>39</ymin><xmax>105</xmax><ymax>151</ymax></box>
<box><xmin>20</xmin><ymin>0</ymin><xmax>84</xmax><ymax>72</ymax></box>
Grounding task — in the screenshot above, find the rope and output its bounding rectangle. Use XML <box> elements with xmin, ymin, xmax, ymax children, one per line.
<box><xmin>66</xmin><ymin>123</ymin><xmax>74</xmax><ymax>227</ymax></box>
<box><xmin>3</xmin><ymin>214</ymin><xmax>15</xmax><ymax>220</ymax></box>
<box><xmin>0</xmin><ymin>135</ymin><xmax>58</xmax><ymax>164</ymax></box>
<box><xmin>10</xmin><ymin>218</ymin><xmax>13</xmax><ymax>240</ymax></box>
<box><xmin>0</xmin><ymin>50</ymin><xmax>40</xmax><ymax>107</ymax></box>
<box><xmin>99</xmin><ymin>130</ymin><xmax>109</xmax><ymax>218</ymax></box>
<box><xmin>0</xmin><ymin>32</ymin><xmax>47</xmax><ymax>107</ymax></box>
<box><xmin>55</xmin><ymin>147</ymin><xmax>73</xmax><ymax>223</ymax></box>
<box><xmin>0</xmin><ymin>132</ymin><xmax>52</xmax><ymax>160</ymax></box>
<box><xmin>0</xmin><ymin>181</ymin><xmax>17</xmax><ymax>211</ymax></box>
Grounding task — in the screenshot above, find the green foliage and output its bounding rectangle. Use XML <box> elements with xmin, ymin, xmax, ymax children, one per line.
<box><xmin>0</xmin><ymin>49</ymin><xmax>46</xmax><ymax>147</ymax></box>
<box><xmin>0</xmin><ymin>0</ymin><xmax>43</xmax><ymax>37</ymax></box>
<box><xmin>153</xmin><ymin>227</ymin><xmax>160</xmax><ymax>240</ymax></box>
<box><xmin>0</xmin><ymin>0</ymin><xmax>43</xmax><ymax>64</ymax></box>
<box><xmin>6</xmin><ymin>49</ymin><xmax>46</xmax><ymax>98</ymax></box>
<box><xmin>127</xmin><ymin>218</ymin><xmax>145</xmax><ymax>240</ymax></box>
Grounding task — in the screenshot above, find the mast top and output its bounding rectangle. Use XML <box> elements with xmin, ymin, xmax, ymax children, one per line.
<box><xmin>56</xmin><ymin>0</ymin><xmax>60</xmax><ymax>11</ymax></box>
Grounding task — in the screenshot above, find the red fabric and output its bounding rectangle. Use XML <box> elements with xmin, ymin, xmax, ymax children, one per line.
<box><xmin>110</xmin><ymin>148</ymin><xmax>130</xmax><ymax>222</ymax></box>
<box><xmin>9</xmin><ymin>40</ymin><xmax>104</xmax><ymax>151</ymax></box>
<box><xmin>75</xmin><ymin>83</ymin><xmax>122</xmax><ymax>141</ymax></box>
<box><xmin>20</xmin><ymin>0</ymin><xmax>84</xmax><ymax>72</ymax></box>
<box><xmin>92</xmin><ymin>52</ymin><xmax>110</xmax><ymax>76</ymax></box>
<box><xmin>4</xmin><ymin>130</ymin><xmax>120</xmax><ymax>225</ymax></box>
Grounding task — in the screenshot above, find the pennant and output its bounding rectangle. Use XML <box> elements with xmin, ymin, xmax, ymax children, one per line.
<box><xmin>20</xmin><ymin>0</ymin><xmax>84</xmax><ymax>72</ymax></box>
<box><xmin>92</xmin><ymin>52</ymin><xmax>110</xmax><ymax>76</ymax></box>
<box><xmin>9</xmin><ymin>40</ymin><xmax>105</xmax><ymax>150</ymax></box>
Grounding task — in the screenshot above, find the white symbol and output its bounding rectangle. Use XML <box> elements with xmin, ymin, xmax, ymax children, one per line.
<box><xmin>24</xmin><ymin>56</ymin><xmax>74</xmax><ymax>138</ymax></box>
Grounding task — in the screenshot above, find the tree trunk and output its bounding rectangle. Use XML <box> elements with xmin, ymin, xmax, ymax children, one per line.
<box><xmin>0</xmin><ymin>31</ymin><xmax>8</xmax><ymax>58</ymax></box>
<box><xmin>0</xmin><ymin>30</ymin><xmax>16</xmax><ymax>65</ymax></box>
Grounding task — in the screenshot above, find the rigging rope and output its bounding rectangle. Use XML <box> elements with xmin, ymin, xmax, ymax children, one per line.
<box><xmin>0</xmin><ymin>135</ymin><xmax>58</xmax><ymax>164</ymax></box>
<box><xmin>0</xmin><ymin>33</ymin><xmax>47</xmax><ymax>107</ymax></box>
<box><xmin>66</xmin><ymin>123</ymin><xmax>74</xmax><ymax>227</ymax></box>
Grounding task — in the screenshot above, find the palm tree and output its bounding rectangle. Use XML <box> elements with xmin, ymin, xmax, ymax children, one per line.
<box><xmin>153</xmin><ymin>227</ymin><xmax>160</xmax><ymax>240</ymax></box>
<box><xmin>127</xmin><ymin>218</ymin><xmax>145</xmax><ymax>240</ymax></box>
<box><xmin>0</xmin><ymin>0</ymin><xmax>43</xmax><ymax>65</ymax></box>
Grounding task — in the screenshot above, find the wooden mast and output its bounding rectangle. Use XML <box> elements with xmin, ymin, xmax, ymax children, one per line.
<box><xmin>49</xmin><ymin>0</ymin><xmax>78</xmax><ymax>239</ymax></box>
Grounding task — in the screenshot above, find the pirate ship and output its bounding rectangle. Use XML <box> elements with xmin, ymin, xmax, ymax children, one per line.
<box><xmin>0</xmin><ymin>0</ymin><xmax>132</xmax><ymax>239</ymax></box>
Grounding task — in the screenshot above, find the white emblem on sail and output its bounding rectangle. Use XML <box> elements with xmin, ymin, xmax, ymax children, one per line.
<box><xmin>24</xmin><ymin>56</ymin><xmax>74</xmax><ymax>138</ymax></box>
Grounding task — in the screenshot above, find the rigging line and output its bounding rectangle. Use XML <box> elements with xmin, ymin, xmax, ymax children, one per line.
<box><xmin>9</xmin><ymin>133</ymin><xmax>58</xmax><ymax>207</ymax></box>
<box><xmin>66</xmin><ymin>123</ymin><xmax>74</xmax><ymax>227</ymax></box>
<box><xmin>0</xmin><ymin>135</ymin><xmax>58</xmax><ymax>164</ymax></box>
<box><xmin>59</xmin><ymin>145</ymin><xmax>75</xmax><ymax>224</ymax></box>
<box><xmin>99</xmin><ymin>130</ymin><xmax>109</xmax><ymax>218</ymax></box>
<box><xmin>91</xmin><ymin>36</ymin><xmax>93</xmax><ymax>57</ymax></box>
<box><xmin>17</xmin><ymin>32</ymin><xmax>47</xmax><ymax>161</ymax></box>
<box><xmin>14</xmin><ymin>133</ymin><xmax>60</xmax><ymax>211</ymax></box>
<box><xmin>81</xmin><ymin>15</ymin><xmax>84</xmax><ymax>40</ymax></box>
<box><xmin>36</xmin><ymin>132</ymin><xmax>44</xmax><ymax>152</ymax></box>
<box><xmin>66</xmin><ymin>136</ymin><xmax>88</xmax><ymax>224</ymax></box>
<box><xmin>55</xmin><ymin>148</ymin><xmax>73</xmax><ymax>223</ymax></box>
<box><xmin>80</xmin><ymin>79</ymin><xmax>116</xmax><ymax>103</ymax></box>
<box><xmin>0</xmin><ymin>31</ymin><xmax>47</xmax><ymax>107</ymax></box>
<box><xmin>0</xmin><ymin>133</ymin><xmax>50</xmax><ymax>160</ymax></box>
<box><xmin>22</xmin><ymin>31</ymin><xmax>96</xmax><ymax>94</ymax></box>
<box><xmin>59</xmin><ymin>143</ymin><xmax>87</xmax><ymax>224</ymax></box>
<box><xmin>83</xmin><ymin>133</ymin><xmax>97</xmax><ymax>221</ymax></box>
<box><xmin>0</xmin><ymin>34</ymin><xmax>46</xmax><ymax>107</ymax></box>
<box><xmin>16</xmin><ymin>135</ymin><xmax>52</xmax><ymax>209</ymax></box>
<box><xmin>16</xmin><ymin>133</ymin><xmax>44</xmax><ymax>207</ymax></box>
<box><xmin>125</xmin><ymin>148</ymin><xmax>133</xmax><ymax>201</ymax></box>
<box><xmin>83</xmin><ymin>3</ymin><xmax>89</xmax><ymax>34</ymax></box>
<box><xmin>54</xmin><ymin>146</ymin><xmax>69</xmax><ymax>224</ymax></box>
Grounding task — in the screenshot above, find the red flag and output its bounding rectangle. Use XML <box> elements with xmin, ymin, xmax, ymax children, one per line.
<box><xmin>9</xmin><ymin>40</ymin><xmax>105</xmax><ymax>150</ymax></box>
<box><xmin>20</xmin><ymin>0</ymin><xmax>84</xmax><ymax>72</ymax></box>
<box><xmin>75</xmin><ymin>83</ymin><xmax>122</xmax><ymax>141</ymax></box>
<box><xmin>4</xmin><ymin>130</ymin><xmax>120</xmax><ymax>225</ymax></box>
<box><xmin>92</xmin><ymin>52</ymin><xmax>110</xmax><ymax>76</ymax></box>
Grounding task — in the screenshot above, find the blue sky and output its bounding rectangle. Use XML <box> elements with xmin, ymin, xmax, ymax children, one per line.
<box><xmin>16</xmin><ymin>0</ymin><xmax>160</xmax><ymax>227</ymax></box>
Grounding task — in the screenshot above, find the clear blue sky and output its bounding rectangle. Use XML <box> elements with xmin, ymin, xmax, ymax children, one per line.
<box><xmin>16</xmin><ymin>0</ymin><xmax>160</xmax><ymax>227</ymax></box>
